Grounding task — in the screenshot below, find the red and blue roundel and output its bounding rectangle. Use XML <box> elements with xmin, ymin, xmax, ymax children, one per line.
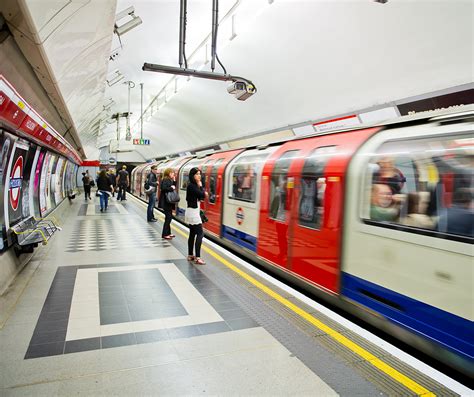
<box><xmin>9</xmin><ymin>155</ymin><xmax>23</xmax><ymax>211</ymax></box>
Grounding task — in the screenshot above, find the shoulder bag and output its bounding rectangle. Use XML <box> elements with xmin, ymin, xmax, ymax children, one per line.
<box><xmin>165</xmin><ymin>190</ymin><xmax>180</xmax><ymax>203</ymax></box>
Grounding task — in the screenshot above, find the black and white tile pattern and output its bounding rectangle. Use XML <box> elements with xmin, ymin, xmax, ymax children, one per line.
<box><xmin>25</xmin><ymin>260</ymin><xmax>259</xmax><ymax>359</ymax></box>
<box><xmin>66</xmin><ymin>218</ymin><xmax>172</xmax><ymax>252</ymax></box>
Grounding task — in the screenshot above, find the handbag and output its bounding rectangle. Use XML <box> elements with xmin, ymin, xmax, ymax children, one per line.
<box><xmin>200</xmin><ymin>209</ymin><xmax>208</xmax><ymax>223</ymax></box>
<box><xmin>165</xmin><ymin>190</ymin><xmax>180</xmax><ymax>203</ymax></box>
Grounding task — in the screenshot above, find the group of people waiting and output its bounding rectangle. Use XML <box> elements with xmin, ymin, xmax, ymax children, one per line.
<box><xmin>81</xmin><ymin>165</ymin><xmax>130</xmax><ymax>212</ymax></box>
<box><xmin>146</xmin><ymin>166</ymin><xmax>207</xmax><ymax>265</ymax></box>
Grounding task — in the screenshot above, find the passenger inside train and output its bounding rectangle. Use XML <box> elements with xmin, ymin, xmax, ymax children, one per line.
<box><xmin>367</xmin><ymin>136</ymin><xmax>474</xmax><ymax>237</ymax></box>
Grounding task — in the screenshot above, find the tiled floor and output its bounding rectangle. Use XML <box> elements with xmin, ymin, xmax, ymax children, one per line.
<box><xmin>0</xmin><ymin>194</ymin><xmax>380</xmax><ymax>396</ymax></box>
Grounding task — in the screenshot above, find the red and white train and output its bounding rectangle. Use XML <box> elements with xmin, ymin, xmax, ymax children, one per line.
<box><xmin>131</xmin><ymin>108</ymin><xmax>473</xmax><ymax>376</ymax></box>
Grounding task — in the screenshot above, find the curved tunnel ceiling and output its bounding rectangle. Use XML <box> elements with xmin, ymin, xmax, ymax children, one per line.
<box><xmin>6</xmin><ymin>1</ymin><xmax>472</xmax><ymax>160</ymax></box>
<box><xmin>102</xmin><ymin>0</ymin><xmax>472</xmax><ymax>160</ymax></box>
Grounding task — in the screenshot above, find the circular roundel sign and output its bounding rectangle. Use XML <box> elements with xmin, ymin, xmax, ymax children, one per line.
<box><xmin>236</xmin><ymin>207</ymin><xmax>244</xmax><ymax>225</ymax></box>
<box><xmin>9</xmin><ymin>155</ymin><xmax>23</xmax><ymax>211</ymax></box>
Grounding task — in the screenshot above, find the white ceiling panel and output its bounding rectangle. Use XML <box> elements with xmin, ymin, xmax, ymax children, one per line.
<box><xmin>12</xmin><ymin>0</ymin><xmax>473</xmax><ymax>159</ymax></box>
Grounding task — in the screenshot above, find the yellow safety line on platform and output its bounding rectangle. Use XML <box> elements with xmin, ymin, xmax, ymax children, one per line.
<box><xmin>135</xmin><ymin>196</ymin><xmax>435</xmax><ymax>396</ymax></box>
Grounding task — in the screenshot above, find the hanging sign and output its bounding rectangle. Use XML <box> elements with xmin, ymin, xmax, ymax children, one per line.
<box><xmin>133</xmin><ymin>139</ymin><xmax>150</xmax><ymax>145</ymax></box>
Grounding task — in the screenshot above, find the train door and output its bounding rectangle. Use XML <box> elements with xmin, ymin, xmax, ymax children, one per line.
<box><xmin>155</xmin><ymin>160</ymin><xmax>172</xmax><ymax>207</ymax></box>
<box><xmin>170</xmin><ymin>156</ymin><xmax>193</xmax><ymax>215</ymax></box>
<box><xmin>288</xmin><ymin>145</ymin><xmax>341</xmax><ymax>294</ymax></box>
<box><xmin>222</xmin><ymin>147</ymin><xmax>275</xmax><ymax>252</ymax></box>
<box><xmin>202</xmin><ymin>149</ymin><xmax>243</xmax><ymax>237</ymax></box>
<box><xmin>176</xmin><ymin>157</ymin><xmax>207</xmax><ymax>220</ymax></box>
<box><xmin>201</xmin><ymin>158</ymin><xmax>218</xmax><ymax>233</ymax></box>
<box><xmin>258</xmin><ymin>149</ymin><xmax>300</xmax><ymax>268</ymax></box>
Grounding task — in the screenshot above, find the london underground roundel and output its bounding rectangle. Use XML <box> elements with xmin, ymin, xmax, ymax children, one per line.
<box><xmin>9</xmin><ymin>155</ymin><xmax>23</xmax><ymax>211</ymax></box>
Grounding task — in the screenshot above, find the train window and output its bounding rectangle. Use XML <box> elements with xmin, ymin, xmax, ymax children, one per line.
<box><xmin>209</xmin><ymin>159</ymin><xmax>223</xmax><ymax>204</ymax></box>
<box><xmin>201</xmin><ymin>159</ymin><xmax>214</xmax><ymax>188</ymax></box>
<box><xmin>228</xmin><ymin>154</ymin><xmax>267</xmax><ymax>203</ymax></box>
<box><xmin>299</xmin><ymin>146</ymin><xmax>337</xmax><ymax>229</ymax></box>
<box><xmin>363</xmin><ymin>133</ymin><xmax>474</xmax><ymax>242</ymax></box>
<box><xmin>180</xmin><ymin>160</ymin><xmax>202</xmax><ymax>191</ymax></box>
<box><xmin>269</xmin><ymin>150</ymin><xmax>299</xmax><ymax>221</ymax></box>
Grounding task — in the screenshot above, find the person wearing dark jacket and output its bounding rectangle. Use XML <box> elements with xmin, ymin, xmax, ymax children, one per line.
<box><xmin>107</xmin><ymin>169</ymin><xmax>117</xmax><ymax>198</ymax></box>
<box><xmin>82</xmin><ymin>172</ymin><xmax>91</xmax><ymax>200</ymax></box>
<box><xmin>159</xmin><ymin>168</ymin><xmax>177</xmax><ymax>239</ymax></box>
<box><xmin>146</xmin><ymin>165</ymin><xmax>158</xmax><ymax>222</ymax></box>
<box><xmin>185</xmin><ymin>167</ymin><xmax>207</xmax><ymax>265</ymax></box>
<box><xmin>96</xmin><ymin>169</ymin><xmax>113</xmax><ymax>212</ymax></box>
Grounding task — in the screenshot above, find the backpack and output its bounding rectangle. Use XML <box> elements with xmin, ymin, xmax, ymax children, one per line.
<box><xmin>144</xmin><ymin>175</ymin><xmax>154</xmax><ymax>194</ymax></box>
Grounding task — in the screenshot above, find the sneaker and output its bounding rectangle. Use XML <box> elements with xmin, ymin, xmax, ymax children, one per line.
<box><xmin>100</xmin><ymin>208</ymin><xmax>103</xmax><ymax>212</ymax></box>
<box><xmin>148</xmin><ymin>219</ymin><xmax>157</xmax><ymax>222</ymax></box>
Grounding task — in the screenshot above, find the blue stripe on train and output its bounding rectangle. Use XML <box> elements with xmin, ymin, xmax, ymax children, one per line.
<box><xmin>341</xmin><ymin>272</ymin><xmax>473</xmax><ymax>360</ymax></box>
<box><xmin>222</xmin><ymin>225</ymin><xmax>257</xmax><ymax>252</ymax></box>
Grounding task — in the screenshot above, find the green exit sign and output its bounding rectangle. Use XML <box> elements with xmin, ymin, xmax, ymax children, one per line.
<box><xmin>133</xmin><ymin>139</ymin><xmax>150</xmax><ymax>145</ymax></box>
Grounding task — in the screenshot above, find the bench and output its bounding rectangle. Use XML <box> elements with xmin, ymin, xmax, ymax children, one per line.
<box><xmin>9</xmin><ymin>216</ymin><xmax>61</xmax><ymax>256</ymax></box>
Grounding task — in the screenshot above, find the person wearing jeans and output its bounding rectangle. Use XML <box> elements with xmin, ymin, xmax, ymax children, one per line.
<box><xmin>96</xmin><ymin>169</ymin><xmax>113</xmax><ymax>212</ymax></box>
<box><xmin>146</xmin><ymin>165</ymin><xmax>158</xmax><ymax>222</ymax></box>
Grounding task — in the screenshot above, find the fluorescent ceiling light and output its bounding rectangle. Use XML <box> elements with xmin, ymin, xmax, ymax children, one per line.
<box><xmin>107</xmin><ymin>70</ymin><xmax>124</xmax><ymax>87</ymax></box>
<box><xmin>115</xmin><ymin>15</ymin><xmax>142</xmax><ymax>36</ymax></box>
<box><xmin>114</xmin><ymin>6</ymin><xmax>142</xmax><ymax>37</ymax></box>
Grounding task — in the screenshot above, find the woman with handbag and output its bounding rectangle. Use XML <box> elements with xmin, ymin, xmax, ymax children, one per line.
<box><xmin>185</xmin><ymin>167</ymin><xmax>207</xmax><ymax>265</ymax></box>
<box><xmin>159</xmin><ymin>168</ymin><xmax>177</xmax><ymax>240</ymax></box>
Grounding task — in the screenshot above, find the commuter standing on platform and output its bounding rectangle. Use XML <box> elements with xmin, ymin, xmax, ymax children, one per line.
<box><xmin>146</xmin><ymin>165</ymin><xmax>158</xmax><ymax>222</ymax></box>
<box><xmin>116</xmin><ymin>165</ymin><xmax>129</xmax><ymax>201</ymax></box>
<box><xmin>185</xmin><ymin>167</ymin><xmax>207</xmax><ymax>265</ymax></box>
<box><xmin>107</xmin><ymin>169</ymin><xmax>117</xmax><ymax>198</ymax></box>
<box><xmin>81</xmin><ymin>172</ymin><xmax>91</xmax><ymax>201</ymax></box>
<box><xmin>96</xmin><ymin>169</ymin><xmax>113</xmax><ymax>212</ymax></box>
<box><xmin>159</xmin><ymin>168</ymin><xmax>176</xmax><ymax>240</ymax></box>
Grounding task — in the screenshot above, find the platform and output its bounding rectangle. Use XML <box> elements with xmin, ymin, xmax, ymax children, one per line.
<box><xmin>0</xmin><ymin>194</ymin><xmax>467</xmax><ymax>396</ymax></box>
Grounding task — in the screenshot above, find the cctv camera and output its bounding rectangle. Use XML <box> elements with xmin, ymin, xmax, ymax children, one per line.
<box><xmin>227</xmin><ymin>80</ymin><xmax>256</xmax><ymax>101</ymax></box>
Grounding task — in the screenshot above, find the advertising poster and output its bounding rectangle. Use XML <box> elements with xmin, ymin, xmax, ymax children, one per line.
<box><xmin>0</xmin><ymin>132</ymin><xmax>14</xmax><ymax>250</ymax></box>
<box><xmin>60</xmin><ymin>159</ymin><xmax>67</xmax><ymax>199</ymax></box>
<box><xmin>21</xmin><ymin>142</ymin><xmax>37</xmax><ymax>220</ymax></box>
<box><xmin>46</xmin><ymin>154</ymin><xmax>57</xmax><ymax>212</ymax></box>
<box><xmin>54</xmin><ymin>157</ymin><xmax>64</xmax><ymax>204</ymax></box>
<box><xmin>39</xmin><ymin>152</ymin><xmax>51</xmax><ymax>215</ymax></box>
<box><xmin>32</xmin><ymin>149</ymin><xmax>44</xmax><ymax>218</ymax></box>
<box><xmin>6</xmin><ymin>141</ymin><xmax>30</xmax><ymax>228</ymax></box>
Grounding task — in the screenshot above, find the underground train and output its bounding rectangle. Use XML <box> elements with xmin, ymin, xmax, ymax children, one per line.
<box><xmin>131</xmin><ymin>109</ymin><xmax>473</xmax><ymax>376</ymax></box>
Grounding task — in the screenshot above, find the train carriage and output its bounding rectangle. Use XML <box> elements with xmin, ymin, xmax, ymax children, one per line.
<box><xmin>200</xmin><ymin>149</ymin><xmax>243</xmax><ymax>237</ymax></box>
<box><xmin>342</xmin><ymin>117</ymin><xmax>473</xmax><ymax>371</ymax></box>
<box><xmin>131</xmin><ymin>108</ymin><xmax>473</xmax><ymax>375</ymax></box>
<box><xmin>221</xmin><ymin>147</ymin><xmax>277</xmax><ymax>253</ymax></box>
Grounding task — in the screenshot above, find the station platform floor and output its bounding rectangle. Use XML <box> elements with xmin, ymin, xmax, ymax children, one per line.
<box><xmin>0</xmin><ymin>193</ymin><xmax>469</xmax><ymax>396</ymax></box>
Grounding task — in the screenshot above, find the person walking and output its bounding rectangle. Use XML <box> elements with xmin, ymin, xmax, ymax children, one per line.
<box><xmin>185</xmin><ymin>167</ymin><xmax>207</xmax><ymax>265</ymax></box>
<box><xmin>116</xmin><ymin>165</ymin><xmax>129</xmax><ymax>201</ymax></box>
<box><xmin>96</xmin><ymin>169</ymin><xmax>113</xmax><ymax>212</ymax></box>
<box><xmin>146</xmin><ymin>165</ymin><xmax>158</xmax><ymax>222</ymax></box>
<box><xmin>159</xmin><ymin>168</ymin><xmax>177</xmax><ymax>240</ymax></box>
<box><xmin>107</xmin><ymin>169</ymin><xmax>117</xmax><ymax>198</ymax></box>
<box><xmin>82</xmin><ymin>171</ymin><xmax>91</xmax><ymax>200</ymax></box>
